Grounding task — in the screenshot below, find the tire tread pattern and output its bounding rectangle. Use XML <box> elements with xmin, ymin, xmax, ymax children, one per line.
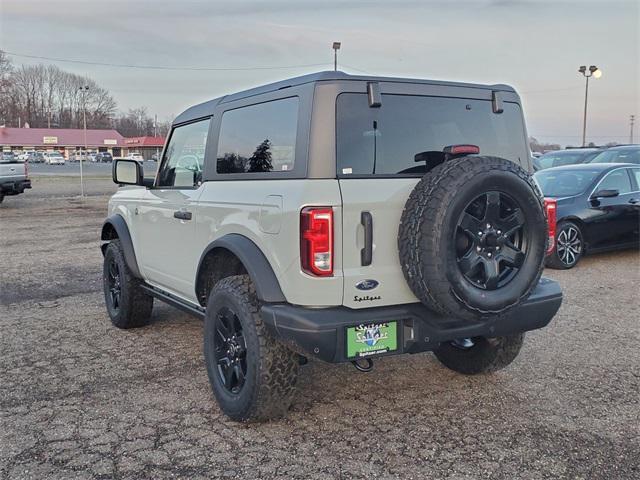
<box><xmin>398</xmin><ymin>156</ymin><xmax>546</xmax><ymax>318</ymax></box>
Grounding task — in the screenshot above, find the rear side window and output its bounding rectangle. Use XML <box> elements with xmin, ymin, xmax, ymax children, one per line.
<box><xmin>336</xmin><ymin>93</ymin><xmax>528</xmax><ymax>176</ymax></box>
<box><xmin>216</xmin><ymin>97</ymin><xmax>298</xmax><ymax>174</ymax></box>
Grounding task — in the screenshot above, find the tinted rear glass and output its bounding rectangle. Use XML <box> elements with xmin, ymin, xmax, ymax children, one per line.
<box><xmin>589</xmin><ymin>148</ymin><xmax>640</xmax><ymax>165</ymax></box>
<box><xmin>534</xmin><ymin>169</ymin><xmax>602</xmax><ymax>197</ymax></box>
<box><xmin>336</xmin><ymin>93</ymin><xmax>528</xmax><ymax>176</ymax></box>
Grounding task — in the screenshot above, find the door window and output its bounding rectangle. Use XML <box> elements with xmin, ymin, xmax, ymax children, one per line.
<box><xmin>157</xmin><ymin>118</ymin><xmax>211</xmax><ymax>187</ymax></box>
<box><xmin>216</xmin><ymin>97</ymin><xmax>298</xmax><ymax>174</ymax></box>
<box><xmin>597</xmin><ymin>169</ymin><xmax>632</xmax><ymax>194</ymax></box>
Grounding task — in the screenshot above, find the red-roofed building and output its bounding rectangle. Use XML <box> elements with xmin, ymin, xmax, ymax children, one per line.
<box><xmin>0</xmin><ymin>127</ymin><xmax>125</xmax><ymax>158</ymax></box>
<box><xmin>123</xmin><ymin>136</ymin><xmax>166</xmax><ymax>160</ymax></box>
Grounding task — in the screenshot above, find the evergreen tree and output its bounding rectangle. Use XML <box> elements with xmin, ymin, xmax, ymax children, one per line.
<box><xmin>248</xmin><ymin>139</ymin><xmax>273</xmax><ymax>173</ymax></box>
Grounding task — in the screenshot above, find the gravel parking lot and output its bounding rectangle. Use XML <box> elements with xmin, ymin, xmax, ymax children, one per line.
<box><xmin>1</xmin><ymin>178</ymin><xmax>639</xmax><ymax>480</ymax></box>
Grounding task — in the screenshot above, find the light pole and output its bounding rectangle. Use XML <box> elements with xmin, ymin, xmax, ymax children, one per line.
<box><xmin>578</xmin><ymin>65</ymin><xmax>602</xmax><ymax>147</ymax></box>
<box><xmin>78</xmin><ymin>85</ymin><xmax>89</xmax><ymax>198</ymax></box>
<box><xmin>630</xmin><ymin>115</ymin><xmax>636</xmax><ymax>144</ymax></box>
<box><xmin>332</xmin><ymin>42</ymin><xmax>341</xmax><ymax>71</ymax></box>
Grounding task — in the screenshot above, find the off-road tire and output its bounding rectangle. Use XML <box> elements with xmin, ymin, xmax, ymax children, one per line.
<box><xmin>434</xmin><ymin>334</ymin><xmax>525</xmax><ymax>375</ymax></box>
<box><xmin>204</xmin><ymin>275</ymin><xmax>299</xmax><ymax>422</ymax></box>
<box><xmin>546</xmin><ymin>221</ymin><xmax>583</xmax><ymax>270</ymax></box>
<box><xmin>103</xmin><ymin>240</ymin><xmax>153</xmax><ymax>328</ymax></box>
<box><xmin>399</xmin><ymin>156</ymin><xmax>547</xmax><ymax>320</ymax></box>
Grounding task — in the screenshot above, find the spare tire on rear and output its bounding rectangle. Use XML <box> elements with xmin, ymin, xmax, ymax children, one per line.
<box><xmin>398</xmin><ymin>156</ymin><xmax>547</xmax><ymax>320</ymax></box>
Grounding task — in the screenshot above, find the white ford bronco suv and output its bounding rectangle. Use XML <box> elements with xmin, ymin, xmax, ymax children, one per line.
<box><xmin>101</xmin><ymin>72</ymin><xmax>562</xmax><ymax>422</ymax></box>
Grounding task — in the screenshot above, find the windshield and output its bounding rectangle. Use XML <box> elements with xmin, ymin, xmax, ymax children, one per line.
<box><xmin>536</xmin><ymin>151</ymin><xmax>591</xmax><ymax>169</ymax></box>
<box><xmin>588</xmin><ymin>148</ymin><xmax>640</xmax><ymax>164</ymax></box>
<box><xmin>50</xmin><ymin>152</ymin><xmax>63</xmax><ymax>157</ymax></box>
<box><xmin>336</xmin><ymin>93</ymin><xmax>528</xmax><ymax>176</ymax></box>
<box><xmin>1</xmin><ymin>152</ymin><xmax>16</xmax><ymax>163</ymax></box>
<box><xmin>534</xmin><ymin>168</ymin><xmax>602</xmax><ymax>197</ymax></box>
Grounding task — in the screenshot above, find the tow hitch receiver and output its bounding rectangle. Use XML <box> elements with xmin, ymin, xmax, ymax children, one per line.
<box><xmin>351</xmin><ymin>358</ymin><xmax>374</xmax><ymax>372</ymax></box>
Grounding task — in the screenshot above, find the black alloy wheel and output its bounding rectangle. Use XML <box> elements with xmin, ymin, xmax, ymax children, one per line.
<box><xmin>106</xmin><ymin>256</ymin><xmax>122</xmax><ymax>313</ymax></box>
<box><xmin>455</xmin><ymin>191</ymin><xmax>528</xmax><ymax>290</ymax></box>
<box><xmin>214</xmin><ymin>306</ymin><xmax>248</xmax><ymax>395</ymax></box>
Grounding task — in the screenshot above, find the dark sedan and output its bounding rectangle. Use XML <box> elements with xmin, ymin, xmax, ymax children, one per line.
<box><xmin>533</xmin><ymin>148</ymin><xmax>602</xmax><ymax>171</ymax></box>
<box><xmin>587</xmin><ymin>144</ymin><xmax>640</xmax><ymax>165</ymax></box>
<box><xmin>535</xmin><ymin>163</ymin><xmax>640</xmax><ymax>268</ymax></box>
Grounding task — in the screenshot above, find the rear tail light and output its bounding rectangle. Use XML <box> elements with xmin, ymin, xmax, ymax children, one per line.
<box><xmin>544</xmin><ymin>198</ymin><xmax>557</xmax><ymax>255</ymax></box>
<box><xmin>443</xmin><ymin>144</ymin><xmax>480</xmax><ymax>155</ymax></box>
<box><xmin>300</xmin><ymin>207</ymin><xmax>333</xmax><ymax>276</ymax></box>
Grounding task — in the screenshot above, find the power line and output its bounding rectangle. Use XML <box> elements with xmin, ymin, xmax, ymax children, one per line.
<box><xmin>4</xmin><ymin>51</ymin><xmax>330</xmax><ymax>72</ymax></box>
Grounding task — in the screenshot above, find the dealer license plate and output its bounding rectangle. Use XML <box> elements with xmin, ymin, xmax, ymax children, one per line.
<box><xmin>346</xmin><ymin>322</ymin><xmax>398</xmax><ymax>358</ymax></box>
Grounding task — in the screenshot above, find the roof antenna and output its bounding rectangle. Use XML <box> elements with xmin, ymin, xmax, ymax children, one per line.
<box><xmin>332</xmin><ymin>42</ymin><xmax>341</xmax><ymax>71</ymax></box>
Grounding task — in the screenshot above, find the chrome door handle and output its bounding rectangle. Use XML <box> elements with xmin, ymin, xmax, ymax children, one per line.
<box><xmin>173</xmin><ymin>210</ymin><xmax>192</xmax><ymax>221</ymax></box>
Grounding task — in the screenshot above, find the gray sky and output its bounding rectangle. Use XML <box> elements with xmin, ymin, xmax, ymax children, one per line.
<box><xmin>1</xmin><ymin>0</ymin><xmax>638</xmax><ymax>145</ymax></box>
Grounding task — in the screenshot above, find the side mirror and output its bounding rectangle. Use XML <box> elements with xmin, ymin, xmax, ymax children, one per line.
<box><xmin>113</xmin><ymin>159</ymin><xmax>143</xmax><ymax>186</ymax></box>
<box><xmin>591</xmin><ymin>189</ymin><xmax>619</xmax><ymax>199</ymax></box>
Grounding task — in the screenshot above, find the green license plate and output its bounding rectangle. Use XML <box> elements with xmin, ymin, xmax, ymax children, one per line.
<box><xmin>346</xmin><ymin>322</ymin><xmax>398</xmax><ymax>359</ymax></box>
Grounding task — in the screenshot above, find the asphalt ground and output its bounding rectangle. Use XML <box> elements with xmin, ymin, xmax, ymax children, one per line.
<box><xmin>0</xmin><ymin>177</ymin><xmax>639</xmax><ymax>479</ymax></box>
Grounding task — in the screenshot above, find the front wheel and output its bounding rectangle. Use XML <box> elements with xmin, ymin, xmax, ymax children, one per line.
<box><xmin>204</xmin><ymin>275</ymin><xmax>299</xmax><ymax>422</ymax></box>
<box><xmin>546</xmin><ymin>221</ymin><xmax>583</xmax><ymax>269</ymax></box>
<box><xmin>103</xmin><ymin>240</ymin><xmax>153</xmax><ymax>328</ymax></box>
<box><xmin>434</xmin><ymin>334</ymin><xmax>524</xmax><ymax>375</ymax></box>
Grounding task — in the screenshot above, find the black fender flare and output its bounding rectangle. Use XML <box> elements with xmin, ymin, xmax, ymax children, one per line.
<box><xmin>100</xmin><ymin>214</ymin><xmax>142</xmax><ymax>278</ymax></box>
<box><xmin>196</xmin><ymin>234</ymin><xmax>286</xmax><ymax>303</ymax></box>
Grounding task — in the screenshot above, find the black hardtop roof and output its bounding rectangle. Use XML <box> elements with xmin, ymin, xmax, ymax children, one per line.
<box><xmin>173</xmin><ymin>70</ymin><xmax>516</xmax><ymax>125</ymax></box>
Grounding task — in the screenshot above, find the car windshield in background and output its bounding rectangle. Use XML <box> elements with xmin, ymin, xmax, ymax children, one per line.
<box><xmin>1</xmin><ymin>152</ymin><xmax>16</xmax><ymax>163</ymax></box>
<box><xmin>588</xmin><ymin>147</ymin><xmax>640</xmax><ymax>164</ymax></box>
<box><xmin>534</xmin><ymin>168</ymin><xmax>602</xmax><ymax>197</ymax></box>
<box><xmin>336</xmin><ymin>94</ymin><xmax>528</xmax><ymax>176</ymax></box>
<box><xmin>536</xmin><ymin>151</ymin><xmax>593</xmax><ymax>169</ymax></box>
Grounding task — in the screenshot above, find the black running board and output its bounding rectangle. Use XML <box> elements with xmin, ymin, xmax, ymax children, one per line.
<box><xmin>140</xmin><ymin>284</ymin><xmax>205</xmax><ymax>319</ymax></box>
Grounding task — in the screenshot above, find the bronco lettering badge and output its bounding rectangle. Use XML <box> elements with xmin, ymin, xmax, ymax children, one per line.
<box><xmin>356</xmin><ymin>279</ymin><xmax>379</xmax><ymax>291</ymax></box>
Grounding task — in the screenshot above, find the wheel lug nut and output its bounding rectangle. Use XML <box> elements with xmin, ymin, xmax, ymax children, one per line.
<box><xmin>478</xmin><ymin>231</ymin><xmax>483</xmax><ymax>236</ymax></box>
<box><xmin>476</xmin><ymin>246</ymin><xmax>481</xmax><ymax>252</ymax></box>
<box><xmin>486</xmin><ymin>223</ymin><xmax>491</xmax><ymax>228</ymax></box>
<box><xmin>487</xmin><ymin>252</ymin><xmax>492</xmax><ymax>257</ymax></box>
<box><xmin>497</xmin><ymin>230</ymin><xmax>502</xmax><ymax>234</ymax></box>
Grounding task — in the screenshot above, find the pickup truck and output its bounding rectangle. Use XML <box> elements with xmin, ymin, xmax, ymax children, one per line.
<box><xmin>0</xmin><ymin>152</ymin><xmax>31</xmax><ymax>203</ymax></box>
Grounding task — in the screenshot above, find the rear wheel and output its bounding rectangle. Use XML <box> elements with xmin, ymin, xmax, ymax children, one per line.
<box><xmin>204</xmin><ymin>275</ymin><xmax>299</xmax><ymax>422</ymax></box>
<box><xmin>546</xmin><ymin>221</ymin><xmax>583</xmax><ymax>269</ymax></box>
<box><xmin>434</xmin><ymin>334</ymin><xmax>524</xmax><ymax>374</ymax></box>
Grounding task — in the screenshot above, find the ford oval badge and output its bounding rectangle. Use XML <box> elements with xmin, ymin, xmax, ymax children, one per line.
<box><xmin>356</xmin><ymin>279</ymin><xmax>379</xmax><ymax>291</ymax></box>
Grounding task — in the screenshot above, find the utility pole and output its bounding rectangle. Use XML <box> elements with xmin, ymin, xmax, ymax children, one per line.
<box><xmin>631</xmin><ymin>115</ymin><xmax>636</xmax><ymax>144</ymax></box>
<box><xmin>578</xmin><ymin>65</ymin><xmax>602</xmax><ymax>147</ymax></box>
<box><xmin>78</xmin><ymin>85</ymin><xmax>89</xmax><ymax>198</ymax></box>
<box><xmin>332</xmin><ymin>42</ymin><xmax>341</xmax><ymax>71</ymax></box>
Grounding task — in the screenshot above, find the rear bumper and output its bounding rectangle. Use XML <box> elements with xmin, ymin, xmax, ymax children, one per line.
<box><xmin>0</xmin><ymin>178</ymin><xmax>31</xmax><ymax>194</ymax></box>
<box><xmin>261</xmin><ymin>277</ymin><xmax>562</xmax><ymax>363</ymax></box>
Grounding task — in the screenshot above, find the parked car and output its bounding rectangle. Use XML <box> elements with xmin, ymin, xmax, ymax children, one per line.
<box><xmin>95</xmin><ymin>152</ymin><xmax>113</xmax><ymax>163</ymax></box>
<box><xmin>0</xmin><ymin>152</ymin><xmax>31</xmax><ymax>203</ymax></box>
<box><xmin>535</xmin><ymin>148</ymin><xmax>602</xmax><ymax>171</ymax></box>
<box><xmin>151</xmin><ymin>152</ymin><xmax>160</xmax><ymax>161</ymax></box>
<box><xmin>18</xmin><ymin>150</ymin><xmax>35</xmax><ymax>161</ymax></box>
<box><xmin>127</xmin><ymin>152</ymin><xmax>144</xmax><ymax>162</ymax></box>
<box><xmin>101</xmin><ymin>71</ymin><xmax>562</xmax><ymax>422</ymax></box>
<box><xmin>28</xmin><ymin>152</ymin><xmax>45</xmax><ymax>163</ymax></box>
<box><xmin>43</xmin><ymin>151</ymin><xmax>65</xmax><ymax>165</ymax></box>
<box><xmin>587</xmin><ymin>144</ymin><xmax>640</xmax><ymax>165</ymax></box>
<box><xmin>535</xmin><ymin>163</ymin><xmax>640</xmax><ymax>268</ymax></box>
